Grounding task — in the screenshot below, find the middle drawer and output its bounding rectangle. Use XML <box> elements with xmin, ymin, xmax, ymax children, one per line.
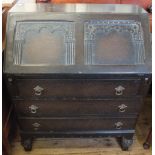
<box><xmin>14</xmin><ymin>98</ymin><xmax>142</xmax><ymax>117</ymax></box>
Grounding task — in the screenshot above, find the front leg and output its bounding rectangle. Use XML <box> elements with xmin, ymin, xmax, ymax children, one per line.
<box><xmin>21</xmin><ymin>137</ymin><xmax>33</xmax><ymax>151</ymax></box>
<box><xmin>121</xmin><ymin>136</ymin><xmax>133</xmax><ymax>151</ymax></box>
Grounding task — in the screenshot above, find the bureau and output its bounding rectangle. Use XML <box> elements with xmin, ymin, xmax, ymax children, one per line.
<box><xmin>4</xmin><ymin>3</ymin><xmax>151</xmax><ymax>151</ymax></box>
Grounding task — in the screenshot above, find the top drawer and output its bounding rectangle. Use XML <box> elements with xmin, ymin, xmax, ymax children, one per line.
<box><xmin>15</xmin><ymin>79</ymin><xmax>141</xmax><ymax>98</ymax></box>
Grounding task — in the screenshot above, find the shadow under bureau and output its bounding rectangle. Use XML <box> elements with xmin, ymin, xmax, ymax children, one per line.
<box><xmin>3</xmin><ymin>3</ymin><xmax>151</xmax><ymax>151</ymax></box>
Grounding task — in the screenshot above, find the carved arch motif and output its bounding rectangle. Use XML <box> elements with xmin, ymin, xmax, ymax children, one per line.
<box><xmin>13</xmin><ymin>21</ymin><xmax>75</xmax><ymax>65</ymax></box>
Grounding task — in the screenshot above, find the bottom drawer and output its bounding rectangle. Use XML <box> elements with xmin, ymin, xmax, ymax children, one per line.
<box><xmin>18</xmin><ymin>117</ymin><xmax>137</xmax><ymax>132</ymax></box>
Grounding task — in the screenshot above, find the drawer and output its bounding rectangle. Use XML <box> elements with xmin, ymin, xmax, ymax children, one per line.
<box><xmin>14</xmin><ymin>98</ymin><xmax>143</xmax><ymax>117</ymax></box>
<box><xmin>16</xmin><ymin>79</ymin><xmax>141</xmax><ymax>98</ymax></box>
<box><xmin>18</xmin><ymin>117</ymin><xmax>137</xmax><ymax>132</ymax></box>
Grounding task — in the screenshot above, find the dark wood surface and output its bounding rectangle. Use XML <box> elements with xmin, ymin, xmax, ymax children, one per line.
<box><xmin>10</xmin><ymin>97</ymin><xmax>152</xmax><ymax>155</ymax></box>
<box><xmin>4</xmin><ymin>73</ymin><xmax>151</xmax><ymax>150</ymax></box>
<box><xmin>16</xmin><ymin>79</ymin><xmax>141</xmax><ymax>98</ymax></box>
<box><xmin>2</xmin><ymin>3</ymin><xmax>16</xmax><ymax>152</ymax></box>
<box><xmin>14</xmin><ymin>98</ymin><xmax>142</xmax><ymax>117</ymax></box>
<box><xmin>18</xmin><ymin>117</ymin><xmax>136</xmax><ymax>132</ymax></box>
<box><xmin>2</xmin><ymin>75</ymin><xmax>15</xmax><ymax>155</ymax></box>
<box><xmin>3</xmin><ymin>3</ymin><xmax>151</xmax><ymax>151</ymax></box>
<box><xmin>4</xmin><ymin>4</ymin><xmax>151</xmax><ymax>74</ymax></box>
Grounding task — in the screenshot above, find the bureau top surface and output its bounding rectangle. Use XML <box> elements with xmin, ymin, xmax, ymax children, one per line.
<box><xmin>9</xmin><ymin>3</ymin><xmax>146</xmax><ymax>14</ymax></box>
<box><xmin>4</xmin><ymin>4</ymin><xmax>151</xmax><ymax>74</ymax></box>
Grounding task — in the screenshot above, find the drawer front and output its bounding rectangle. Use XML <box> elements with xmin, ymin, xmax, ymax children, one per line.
<box><xmin>18</xmin><ymin>117</ymin><xmax>136</xmax><ymax>132</ymax></box>
<box><xmin>14</xmin><ymin>98</ymin><xmax>142</xmax><ymax>117</ymax></box>
<box><xmin>16</xmin><ymin>79</ymin><xmax>141</xmax><ymax>98</ymax></box>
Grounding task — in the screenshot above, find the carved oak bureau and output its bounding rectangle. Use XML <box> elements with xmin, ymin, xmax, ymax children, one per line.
<box><xmin>4</xmin><ymin>3</ymin><xmax>152</xmax><ymax>151</ymax></box>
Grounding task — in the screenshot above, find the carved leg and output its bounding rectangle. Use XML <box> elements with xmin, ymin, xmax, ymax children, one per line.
<box><xmin>121</xmin><ymin>136</ymin><xmax>133</xmax><ymax>151</ymax></box>
<box><xmin>21</xmin><ymin>137</ymin><xmax>33</xmax><ymax>151</ymax></box>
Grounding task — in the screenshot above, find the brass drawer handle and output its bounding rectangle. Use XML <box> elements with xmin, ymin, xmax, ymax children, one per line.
<box><xmin>29</xmin><ymin>105</ymin><xmax>38</xmax><ymax>114</ymax></box>
<box><xmin>118</xmin><ymin>104</ymin><xmax>128</xmax><ymax>113</ymax></box>
<box><xmin>33</xmin><ymin>85</ymin><xmax>44</xmax><ymax>96</ymax></box>
<box><xmin>32</xmin><ymin>122</ymin><xmax>40</xmax><ymax>131</ymax></box>
<box><xmin>115</xmin><ymin>86</ymin><xmax>125</xmax><ymax>96</ymax></box>
<box><xmin>115</xmin><ymin>122</ymin><xmax>123</xmax><ymax>129</ymax></box>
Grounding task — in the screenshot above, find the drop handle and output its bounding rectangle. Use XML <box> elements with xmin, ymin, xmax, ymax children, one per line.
<box><xmin>115</xmin><ymin>86</ymin><xmax>125</xmax><ymax>96</ymax></box>
<box><xmin>32</xmin><ymin>122</ymin><xmax>40</xmax><ymax>131</ymax></box>
<box><xmin>115</xmin><ymin>122</ymin><xmax>123</xmax><ymax>129</ymax></box>
<box><xmin>29</xmin><ymin>105</ymin><xmax>38</xmax><ymax>114</ymax></box>
<box><xmin>33</xmin><ymin>85</ymin><xmax>44</xmax><ymax>96</ymax></box>
<box><xmin>118</xmin><ymin>104</ymin><xmax>128</xmax><ymax>113</ymax></box>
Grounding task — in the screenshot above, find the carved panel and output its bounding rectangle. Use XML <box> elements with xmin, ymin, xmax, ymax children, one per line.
<box><xmin>13</xmin><ymin>21</ymin><xmax>75</xmax><ymax>65</ymax></box>
<box><xmin>84</xmin><ymin>20</ymin><xmax>145</xmax><ymax>65</ymax></box>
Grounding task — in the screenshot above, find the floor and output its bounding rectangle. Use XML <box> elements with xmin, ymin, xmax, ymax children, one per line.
<box><xmin>10</xmin><ymin>97</ymin><xmax>152</xmax><ymax>155</ymax></box>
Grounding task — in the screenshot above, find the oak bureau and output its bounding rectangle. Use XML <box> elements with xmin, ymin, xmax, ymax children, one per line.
<box><xmin>3</xmin><ymin>3</ymin><xmax>152</xmax><ymax>151</ymax></box>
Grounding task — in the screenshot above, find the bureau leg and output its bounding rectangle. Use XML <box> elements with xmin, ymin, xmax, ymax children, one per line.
<box><xmin>21</xmin><ymin>137</ymin><xmax>33</xmax><ymax>151</ymax></box>
<box><xmin>121</xmin><ymin>136</ymin><xmax>133</xmax><ymax>151</ymax></box>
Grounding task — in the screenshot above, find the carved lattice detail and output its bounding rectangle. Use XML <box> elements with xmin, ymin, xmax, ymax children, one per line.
<box><xmin>84</xmin><ymin>20</ymin><xmax>145</xmax><ymax>65</ymax></box>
